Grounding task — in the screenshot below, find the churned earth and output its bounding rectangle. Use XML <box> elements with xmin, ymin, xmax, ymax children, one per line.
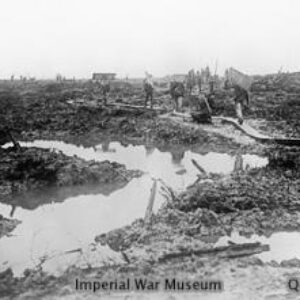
<box><xmin>0</xmin><ymin>76</ymin><xmax>299</xmax><ymax>299</ymax></box>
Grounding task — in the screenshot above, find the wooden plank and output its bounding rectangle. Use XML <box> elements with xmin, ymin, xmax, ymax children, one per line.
<box><xmin>214</xmin><ymin>116</ymin><xmax>300</xmax><ymax>146</ymax></box>
<box><xmin>191</xmin><ymin>159</ymin><xmax>207</xmax><ymax>175</ymax></box>
<box><xmin>106</xmin><ymin>103</ymin><xmax>166</xmax><ymax>112</ymax></box>
<box><xmin>144</xmin><ymin>179</ymin><xmax>158</xmax><ymax>225</ymax></box>
<box><xmin>213</xmin><ymin>116</ymin><xmax>271</xmax><ymax>140</ymax></box>
<box><xmin>158</xmin><ymin>242</ymin><xmax>270</xmax><ymax>262</ymax></box>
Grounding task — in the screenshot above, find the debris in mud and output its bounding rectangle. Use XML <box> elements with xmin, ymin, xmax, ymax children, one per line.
<box><xmin>95</xmin><ymin>146</ymin><xmax>300</xmax><ymax>264</ymax></box>
<box><xmin>0</xmin><ymin>146</ymin><xmax>142</xmax><ymax>200</ymax></box>
<box><xmin>95</xmin><ymin>219</ymin><xmax>145</xmax><ymax>252</ymax></box>
<box><xmin>173</xmin><ymin>149</ymin><xmax>300</xmax><ymax>214</ymax></box>
<box><xmin>0</xmin><ymin>215</ymin><xmax>20</xmax><ymax>239</ymax></box>
<box><xmin>0</xmin><ymin>81</ymin><xmax>261</xmax><ymax>152</ymax></box>
<box><xmin>267</xmin><ymin>145</ymin><xmax>300</xmax><ymax>170</ymax></box>
<box><xmin>158</xmin><ymin>242</ymin><xmax>269</xmax><ymax>262</ymax></box>
<box><xmin>0</xmin><ymin>74</ymin><xmax>299</xmax><ymax>299</ymax></box>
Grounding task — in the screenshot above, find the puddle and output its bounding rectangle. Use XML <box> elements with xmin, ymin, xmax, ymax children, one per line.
<box><xmin>0</xmin><ymin>140</ymin><xmax>268</xmax><ymax>276</ymax></box>
<box><xmin>216</xmin><ymin>231</ymin><xmax>300</xmax><ymax>262</ymax></box>
<box><xmin>11</xmin><ymin>140</ymin><xmax>268</xmax><ymax>190</ymax></box>
<box><xmin>0</xmin><ymin>177</ymin><xmax>162</xmax><ymax>276</ymax></box>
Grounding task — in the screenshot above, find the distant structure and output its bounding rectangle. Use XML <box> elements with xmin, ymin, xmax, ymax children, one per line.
<box><xmin>172</xmin><ymin>74</ymin><xmax>187</xmax><ymax>82</ymax></box>
<box><xmin>225</xmin><ymin>67</ymin><xmax>253</xmax><ymax>90</ymax></box>
<box><xmin>92</xmin><ymin>73</ymin><xmax>116</xmax><ymax>81</ymax></box>
<box><xmin>162</xmin><ymin>74</ymin><xmax>187</xmax><ymax>83</ymax></box>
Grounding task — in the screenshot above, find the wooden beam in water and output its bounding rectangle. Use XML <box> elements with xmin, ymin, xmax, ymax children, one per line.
<box><xmin>144</xmin><ymin>179</ymin><xmax>158</xmax><ymax>225</ymax></box>
<box><xmin>158</xmin><ymin>242</ymin><xmax>270</xmax><ymax>262</ymax></box>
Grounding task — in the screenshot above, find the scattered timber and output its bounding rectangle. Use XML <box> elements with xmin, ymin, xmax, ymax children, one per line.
<box><xmin>107</xmin><ymin>102</ymin><xmax>166</xmax><ymax>112</ymax></box>
<box><xmin>158</xmin><ymin>242</ymin><xmax>270</xmax><ymax>262</ymax></box>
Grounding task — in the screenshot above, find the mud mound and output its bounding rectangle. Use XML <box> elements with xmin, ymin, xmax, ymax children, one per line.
<box><xmin>267</xmin><ymin>146</ymin><xmax>300</xmax><ymax>169</ymax></box>
<box><xmin>172</xmin><ymin>148</ymin><xmax>300</xmax><ymax>214</ymax></box>
<box><xmin>0</xmin><ymin>147</ymin><xmax>141</xmax><ymax>199</ymax></box>
<box><xmin>173</xmin><ymin>166</ymin><xmax>299</xmax><ymax>214</ymax></box>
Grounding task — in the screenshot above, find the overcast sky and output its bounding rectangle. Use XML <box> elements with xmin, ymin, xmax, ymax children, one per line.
<box><xmin>0</xmin><ymin>0</ymin><xmax>299</xmax><ymax>79</ymax></box>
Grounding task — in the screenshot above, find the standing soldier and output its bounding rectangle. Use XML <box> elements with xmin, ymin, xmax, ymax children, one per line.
<box><xmin>144</xmin><ymin>73</ymin><xmax>154</xmax><ymax>108</ymax></box>
<box><xmin>186</xmin><ymin>69</ymin><xmax>196</xmax><ymax>95</ymax></box>
<box><xmin>230</xmin><ymin>84</ymin><xmax>249</xmax><ymax>125</ymax></box>
<box><xmin>208</xmin><ymin>77</ymin><xmax>215</xmax><ymax>94</ymax></box>
<box><xmin>101</xmin><ymin>80</ymin><xmax>110</xmax><ymax>106</ymax></box>
<box><xmin>170</xmin><ymin>81</ymin><xmax>185</xmax><ymax>112</ymax></box>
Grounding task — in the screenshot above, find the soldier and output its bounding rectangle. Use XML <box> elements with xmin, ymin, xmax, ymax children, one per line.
<box><xmin>208</xmin><ymin>77</ymin><xmax>215</xmax><ymax>94</ymax></box>
<box><xmin>100</xmin><ymin>80</ymin><xmax>110</xmax><ymax>105</ymax></box>
<box><xmin>186</xmin><ymin>69</ymin><xmax>196</xmax><ymax>95</ymax></box>
<box><xmin>170</xmin><ymin>81</ymin><xmax>185</xmax><ymax>112</ymax></box>
<box><xmin>143</xmin><ymin>77</ymin><xmax>154</xmax><ymax>108</ymax></box>
<box><xmin>230</xmin><ymin>84</ymin><xmax>249</xmax><ymax>125</ymax></box>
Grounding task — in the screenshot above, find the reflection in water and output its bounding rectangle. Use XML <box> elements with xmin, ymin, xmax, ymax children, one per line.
<box><xmin>94</xmin><ymin>140</ymin><xmax>116</xmax><ymax>153</ymax></box>
<box><xmin>233</xmin><ymin>152</ymin><xmax>243</xmax><ymax>172</ymax></box>
<box><xmin>8</xmin><ymin>140</ymin><xmax>268</xmax><ymax>186</ymax></box>
<box><xmin>0</xmin><ymin>139</ymin><xmax>269</xmax><ymax>276</ymax></box>
<box><xmin>2</xmin><ymin>181</ymin><xmax>129</xmax><ymax>210</ymax></box>
<box><xmin>144</xmin><ymin>144</ymin><xmax>155</xmax><ymax>157</ymax></box>
<box><xmin>171</xmin><ymin>150</ymin><xmax>185</xmax><ymax>165</ymax></box>
<box><xmin>0</xmin><ymin>176</ymin><xmax>163</xmax><ymax>276</ymax></box>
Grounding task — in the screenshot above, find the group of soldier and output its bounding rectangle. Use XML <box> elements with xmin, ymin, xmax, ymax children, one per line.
<box><xmin>94</xmin><ymin>69</ymin><xmax>250</xmax><ymax>125</ymax></box>
<box><xmin>142</xmin><ymin>71</ymin><xmax>250</xmax><ymax>125</ymax></box>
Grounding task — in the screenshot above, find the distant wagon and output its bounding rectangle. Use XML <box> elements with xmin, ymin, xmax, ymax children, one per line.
<box><xmin>225</xmin><ymin>68</ymin><xmax>253</xmax><ymax>90</ymax></box>
<box><xmin>171</xmin><ymin>74</ymin><xmax>187</xmax><ymax>83</ymax></box>
<box><xmin>92</xmin><ymin>73</ymin><xmax>116</xmax><ymax>81</ymax></box>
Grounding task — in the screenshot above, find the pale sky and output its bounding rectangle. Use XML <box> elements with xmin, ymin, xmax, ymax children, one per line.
<box><xmin>0</xmin><ymin>0</ymin><xmax>299</xmax><ymax>79</ymax></box>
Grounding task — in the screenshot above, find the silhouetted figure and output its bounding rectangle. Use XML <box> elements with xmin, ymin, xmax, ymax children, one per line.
<box><xmin>234</xmin><ymin>152</ymin><xmax>244</xmax><ymax>172</ymax></box>
<box><xmin>170</xmin><ymin>81</ymin><xmax>185</xmax><ymax>112</ymax></box>
<box><xmin>100</xmin><ymin>80</ymin><xmax>110</xmax><ymax>105</ymax></box>
<box><xmin>231</xmin><ymin>84</ymin><xmax>249</xmax><ymax>125</ymax></box>
<box><xmin>144</xmin><ymin>80</ymin><xmax>154</xmax><ymax>108</ymax></box>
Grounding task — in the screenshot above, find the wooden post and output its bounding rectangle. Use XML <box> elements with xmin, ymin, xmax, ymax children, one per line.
<box><xmin>144</xmin><ymin>179</ymin><xmax>157</xmax><ymax>225</ymax></box>
<box><xmin>6</xmin><ymin>130</ymin><xmax>21</xmax><ymax>151</ymax></box>
<box><xmin>191</xmin><ymin>159</ymin><xmax>207</xmax><ymax>175</ymax></box>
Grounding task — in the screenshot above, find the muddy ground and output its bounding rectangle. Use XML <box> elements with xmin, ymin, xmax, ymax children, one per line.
<box><xmin>0</xmin><ymin>80</ymin><xmax>267</xmax><ymax>153</ymax></box>
<box><xmin>0</xmin><ymin>76</ymin><xmax>299</xmax><ymax>299</ymax></box>
<box><xmin>4</xmin><ymin>147</ymin><xmax>296</xmax><ymax>299</ymax></box>
<box><xmin>0</xmin><ymin>146</ymin><xmax>141</xmax><ymax>203</ymax></box>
